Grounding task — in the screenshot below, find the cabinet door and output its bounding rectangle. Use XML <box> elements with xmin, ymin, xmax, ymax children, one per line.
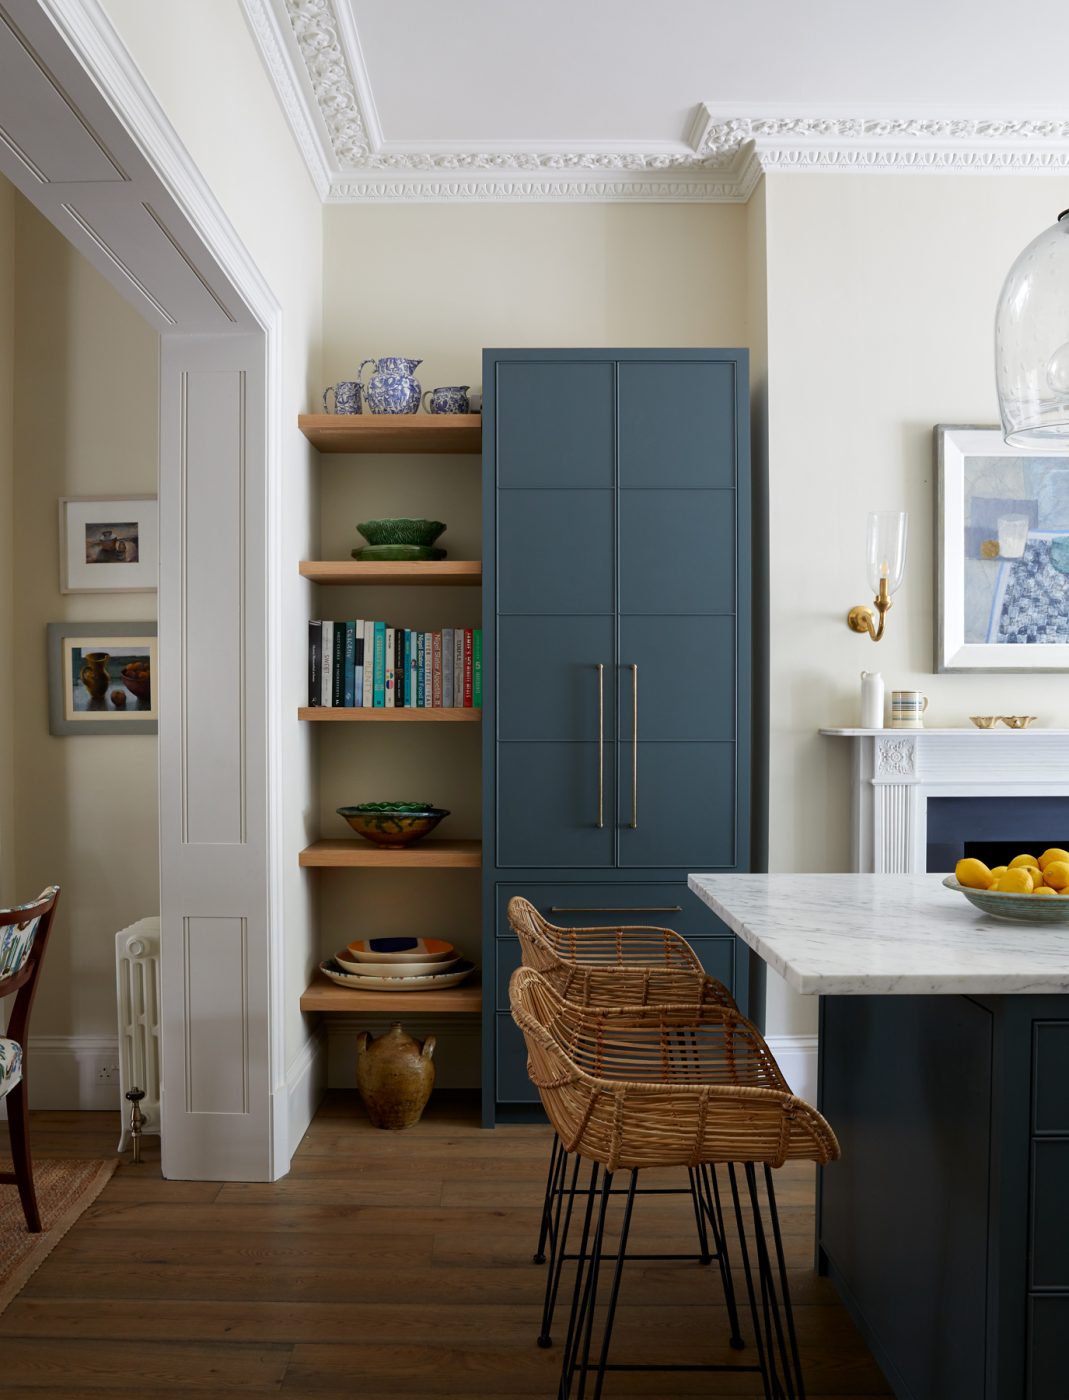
<box><xmin>495</xmin><ymin>360</ymin><xmax>614</xmax><ymax>489</ymax></box>
<box><xmin>497</xmin><ymin>742</ymin><xmax>615</xmax><ymax>868</ymax></box>
<box><xmin>497</xmin><ymin>618</ymin><xmax>614</xmax><ymax>743</ymax></box>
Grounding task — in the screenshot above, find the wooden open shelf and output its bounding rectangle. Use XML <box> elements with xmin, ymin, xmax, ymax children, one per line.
<box><xmin>299</xmin><ymin>413</ymin><xmax>482</xmax><ymax>454</ymax></box>
<box><xmin>300</xmin><ymin>970</ymin><xmax>482</xmax><ymax>1014</ymax></box>
<box><xmin>299</xmin><ymin>707</ymin><xmax>480</xmax><ymax>722</ymax></box>
<box><xmin>300</xmin><ymin>560</ymin><xmax>482</xmax><ymax>586</ymax></box>
<box><xmin>300</xmin><ymin>839</ymin><xmax>482</xmax><ymax>869</ymax></box>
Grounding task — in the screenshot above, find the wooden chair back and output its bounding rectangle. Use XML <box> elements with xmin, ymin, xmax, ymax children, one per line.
<box><xmin>0</xmin><ymin>886</ymin><xmax>61</xmax><ymax>1050</ymax></box>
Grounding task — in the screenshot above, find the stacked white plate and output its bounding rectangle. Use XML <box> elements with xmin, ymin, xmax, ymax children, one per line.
<box><xmin>320</xmin><ymin>936</ymin><xmax>475</xmax><ymax>992</ymax></box>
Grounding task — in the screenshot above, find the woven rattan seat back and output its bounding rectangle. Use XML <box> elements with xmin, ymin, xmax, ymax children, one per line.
<box><xmin>510</xmin><ymin>966</ymin><xmax>839</xmax><ymax>1172</ymax></box>
<box><xmin>506</xmin><ymin>895</ymin><xmax>736</xmax><ymax>1010</ymax></box>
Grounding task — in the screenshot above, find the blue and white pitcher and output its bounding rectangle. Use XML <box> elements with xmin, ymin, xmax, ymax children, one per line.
<box><xmin>359</xmin><ymin>357</ymin><xmax>423</xmax><ymax>415</ymax></box>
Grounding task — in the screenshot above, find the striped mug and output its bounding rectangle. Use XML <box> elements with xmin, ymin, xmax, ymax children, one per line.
<box><xmin>890</xmin><ymin>690</ymin><xmax>928</xmax><ymax>729</ymax></box>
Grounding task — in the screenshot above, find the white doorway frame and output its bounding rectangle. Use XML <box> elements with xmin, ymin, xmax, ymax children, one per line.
<box><xmin>0</xmin><ymin>0</ymin><xmax>290</xmax><ymax>1179</ymax></box>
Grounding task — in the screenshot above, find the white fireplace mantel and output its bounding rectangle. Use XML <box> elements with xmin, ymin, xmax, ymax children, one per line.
<box><xmin>821</xmin><ymin>729</ymin><xmax>1069</xmax><ymax>873</ymax></box>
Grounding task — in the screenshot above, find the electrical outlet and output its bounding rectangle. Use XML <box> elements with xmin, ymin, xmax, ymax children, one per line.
<box><xmin>96</xmin><ymin>1063</ymin><xmax>120</xmax><ymax>1083</ymax></box>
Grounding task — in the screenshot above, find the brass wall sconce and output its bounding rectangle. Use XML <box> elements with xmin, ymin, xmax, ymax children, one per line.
<box><xmin>847</xmin><ymin>510</ymin><xmax>908</xmax><ymax>642</ymax></box>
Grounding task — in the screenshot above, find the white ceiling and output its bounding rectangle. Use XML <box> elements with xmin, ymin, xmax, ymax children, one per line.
<box><xmin>244</xmin><ymin>0</ymin><xmax>1069</xmax><ymax>201</ymax></box>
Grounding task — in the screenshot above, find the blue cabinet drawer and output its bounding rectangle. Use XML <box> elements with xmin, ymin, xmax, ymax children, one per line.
<box><xmin>496</xmin><ymin>1011</ymin><xmax>539</xmax><ymax>1103</ymax></box>
<box><xmin>1030</xmin><ymin>1297</ymin><xmax>1069</xmax><ymax>1399</ymax></box>
<box><xmin>1033</xmin><ymin>1022</ymin><xmax>1069</xmax><ymax>1134</ymax></box>
<box><xmin>494</xmin><ymin>882</ymin><xmax>731</xmax><ymax>941</ymax></box>
<box><xmin>494</xmin><ymin>935</ymin><xmax>737</xmax><ymax>1011</ymax></box>
<box><xmin>1031</xmin><ymin>1140</ymin><xmax>1069</xmax><ymax>1288</ymax></box>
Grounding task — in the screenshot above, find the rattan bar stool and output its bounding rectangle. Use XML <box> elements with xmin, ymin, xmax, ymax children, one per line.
<box><xmin>507</xmin><ymin>896</ymin><xmax>746</xmax><ymax>1348</ymax></box>
<box><xmin>510</xmin><ymin>966</ymin><xmax>840</xmax><ymax>1400</ymax></box>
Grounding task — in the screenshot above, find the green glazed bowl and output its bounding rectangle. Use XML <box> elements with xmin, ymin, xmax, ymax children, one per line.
<box><xmin>942</xmin><ymin>874</ymin><xmax>1069</xmax><ymax>924</ymax></box>
<box><xmin>356</xmin><ymin>518</ymin><xmax>446</xmax><ymax>547</ymax></box>
<box><xmin>338</xmin><ymin>802</ymin><xmax>449</xmax><ymax>848</ymax></box>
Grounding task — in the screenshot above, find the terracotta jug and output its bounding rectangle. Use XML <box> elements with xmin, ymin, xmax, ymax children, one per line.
<box><xmin>356</xmin><ymin>1023</ymin><xmax>435</xmax><ymax>1130</ymax></box>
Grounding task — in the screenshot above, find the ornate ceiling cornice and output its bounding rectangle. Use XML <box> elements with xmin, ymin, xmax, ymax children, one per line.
<box><xmin>242</xmin><ymin>0</ymin><xmax>1069</xmax><ymax>202</ymax></box>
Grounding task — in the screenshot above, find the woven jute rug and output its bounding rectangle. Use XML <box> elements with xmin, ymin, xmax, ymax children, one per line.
<box><xmin>0</xmin><ymin>1158</ymin><xmax>117</xmax><ymax>1316</ymax></box>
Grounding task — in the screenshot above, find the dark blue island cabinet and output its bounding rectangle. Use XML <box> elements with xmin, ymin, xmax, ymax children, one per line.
<box><xmin>480</xmin><ymin>349</ymin><xmax>752</xmax><ymax>1122</ymax></box>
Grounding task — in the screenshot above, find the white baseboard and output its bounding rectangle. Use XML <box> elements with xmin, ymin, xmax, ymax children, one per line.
<box><xmin>326</xmin><ymin>1015</ymin><xmax>482</xmax><ymax>1090</ymax></box>
<box><xmin>284</xmin><ymin>1028</ymin><xmax>327</xmax><ymax>1159</ymax></box>
<box><xmin>6</xmin><ymin>1036</ymin><xmax>125</xmax><ymax>1112</ymax></box>
<box><xmin>763</xmin><ymin>1034</ymin><xmax>819</xmax><ymax>1104</ymax></box>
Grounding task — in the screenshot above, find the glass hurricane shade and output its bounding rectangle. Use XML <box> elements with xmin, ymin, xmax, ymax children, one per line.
<box><xmin>996</xmin><ymin>210</ymin><xmax>1069</xmax><ymax>447</ymax></box>
<box><xmin>864</xmin><ymin>511</ymin><xmax>908</xmax><ymax>596</ymax></box>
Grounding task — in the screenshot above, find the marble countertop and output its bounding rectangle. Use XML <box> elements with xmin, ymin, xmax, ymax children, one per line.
<box><xmin>688</xmin><ymin>872</ymin><xmax>1069</xmax><ymax>995</ymax></box>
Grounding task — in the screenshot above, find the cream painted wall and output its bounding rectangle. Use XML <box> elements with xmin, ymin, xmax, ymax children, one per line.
<box><xmin>100</xmin><ymin>0</ymin><xmax>325</xmax><ymax>1069</ymax></box>
<box><xmin>11</xmin><ymin>192</ymin><xmax>159</xmax><ymax>1058</ymax></box>
<box><xmin>0</xmin><ymin>177</ymin><xmax>14</xmax><ymax>897</ymax></box>
<box><xmin>320</xmin><ymin>202</ymin><xmax>749</xmax><ymax>1082</ymax></box>
<box><xmin>762</xmin><ymin>173</ymin><xmax>1068</xmax><ymax>1036</ymax></box>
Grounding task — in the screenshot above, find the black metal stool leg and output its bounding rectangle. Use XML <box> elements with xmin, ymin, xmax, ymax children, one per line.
<box><xmin>534</xmin><ymin>1131</ymin><xmax>561</xmax><ymax>1263</ymax></box>
<box><xmin>728</xmin><ymin>1161</ymin><xmax>774</xmax><ymax>1399</ymax></box>
<box><xmin>591</xmin><ymin>1169</ymin><xmax>637</xmax><ymax>1400</ymax></box>
<box><xmin>574</xmin><ymin>1168</ymin><xmax>613</xmax><ymax>1400</ymax></box>
<box><xmin>687</xmin><ymin>1165</ymin><xmax>712</xmax><ymax>1264</ymax></box>
<box><xmin>702</xmin><ymin>1161</ymin><xmax>745</xmax><ymax>1350</ymax></box>
<box><xmin>540</xmin><ymin>1150</ymin><xmax>582</xmax><ymax>1347</ymax></box>
<box><xmin>558</xmin><ymin>1161</ymin><xmax>600</xmax><ymax>1400</ymax></box>
<box><xmin>745</xmin><ymin>1161</ymin><xmax>793</xmax><ymax>1399</ymax></box>
<box><xmin>763</xmin><ymin>1163</ymin><xmax>807</xmax><ymax>1399</ymax></box>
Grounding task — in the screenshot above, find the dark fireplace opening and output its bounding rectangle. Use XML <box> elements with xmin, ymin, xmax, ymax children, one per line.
<box><xmin>926</xmin><ymin>796</ymin><xmax>1069</xmax><ymax>873</ymax></box>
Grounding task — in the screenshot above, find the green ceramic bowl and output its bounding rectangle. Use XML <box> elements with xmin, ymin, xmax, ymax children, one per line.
<box><xmin>338</xmin><ymin>802</ymin><xmax>449</xmax><ymax>848</ymax></box>
<box><xmin>942</xmin><ymin>874</ymin><xmax>1069</xmax><ymax>924</ymax></box>
<box><xmin>356</xmin><ymin>518</ymin><xmax>446</xmax><ymax>547</ymax></box>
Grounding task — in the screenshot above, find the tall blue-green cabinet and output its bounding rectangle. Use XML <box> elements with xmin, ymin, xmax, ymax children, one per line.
<box><xmin>481</xmin><ymin>349</ymin><xmax>753</xmax><ymax>1122</ymax></box>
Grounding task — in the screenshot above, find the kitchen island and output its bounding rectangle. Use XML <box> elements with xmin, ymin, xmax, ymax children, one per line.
<box><xmin>688</xmin><ymin>872</ymin><xmax>1069</xmax><ymax>1400</ymax></box>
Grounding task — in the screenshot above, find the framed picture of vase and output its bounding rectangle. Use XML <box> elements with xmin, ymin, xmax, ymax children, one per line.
<box><xmin>936</xmin><ymin>424</ymin><xmax>1069</xmax><ymax>671</ymax></box>
<box><xmin>47</xmin><ymin>623</ymin><xmax>158</xmax><ymax>735</ymax></box>
<box><xmin>59</xmin><ymin>496</ymin><xmax>158</xmax><ymax>593</ymax></box>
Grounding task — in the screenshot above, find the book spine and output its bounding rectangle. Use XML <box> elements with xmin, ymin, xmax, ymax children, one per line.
<box><xmin>343</xmin><ymin>622</ymin><xmax>356</xmax><ymax>707</ymax></box>
<box><xmin>361</xmin><ymin>621</ymin><xmax>374</xmax><ymax>707</ymax></box>
<box><xmin>308</xmin><ymin>622</ymin><xmax>321</xmax><ymax>707</ymax></box>
<box><xmin>453</xmin><ymin>629</ymin><xmax>464</xmax><ymax>707</ymax></box>
<box><xmin>463</xmin><ymin>628</ymin><xmax>473</xmax><ymax>707</ymax></box>
<box><xmin>473</xmin><ymin>628</ymin><xmax>482</xmax><ymax>709</ymax></box>
<box><xmin>394</xmin><ymin>627</ymin><xmax>405</xmax><ymax>708</ymax></box>
<box><xmin>353</xmin><ymin>620</ymin><xmax>364</xmax><ymax>707</ymax></box>
<box><xmin>321</xmin><ymin>620</ymin><xmax>334</xmax><ymax>707</ymax></box>
<box><xmin>423</xmin><ymin>632</ymin><xmax>433</xmax><ymax>708</ymax></box>
<box><xmin>416</xmin><ymin>633</ymin><xmax>425</xmax><ymax>707</ymax></box>
<box><xmin>432</xmin><ymin>632</ymin><xmax>443</xmax><ymax>707</ymax></box>
<box><xmin>404</xmin><ymin>630</ymin><xmax>414</xmax><ymax>707</ymax></box>
<box><xmin>385</xmin><ymin>626</ymin><xmax>395</xmax><ymax>707</ymax></box>
<box><xmin>441</xmin><ymin>628</ymin><xmax>453</xmax><ymax>708</ymax></box>
<box><xmin>373</xmin><ymin>621</ymin><xmax>386</xmax><ymax>707</ymax></box>
<box><xmin>332</xmin><ymin>622</ymin><xmax>345</xmax><ymax>707</ymax></box>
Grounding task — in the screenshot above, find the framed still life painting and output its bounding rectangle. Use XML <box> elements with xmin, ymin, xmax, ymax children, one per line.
<box><xmin>59</xmin><ymin>496</ymin><xmax>158</xmax><ymax>593</ymax></box>
<box><xmin>47</xmin><ymin>622</ymin><xmax>157</xmax><ymax>735</ymax></box>
<box><xmin>936</xmin><ymin>425</ymin><xmax>1069</xmax><ymax>671</ymax></box>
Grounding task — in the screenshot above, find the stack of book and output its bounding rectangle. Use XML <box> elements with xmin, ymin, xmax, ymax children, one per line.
<box><xmin>308</xmin><ymin>622</ymin><xmax>482</xmax><ymax>708</ymax></box>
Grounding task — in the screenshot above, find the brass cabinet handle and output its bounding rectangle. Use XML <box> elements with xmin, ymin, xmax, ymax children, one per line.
<box><xmin>630</xmin><ymin>663</ymin><xmax>638</xmax><ymax>828</ymax></box>
<box><xmin>549</xmin><ymin>906</ymin><xmax>683</xmax><ymax>914</ymax></box>
<box><xmin>596</xmin><ymin>663</ymin><xmax>605</xmax><ymax>829</ymax></box>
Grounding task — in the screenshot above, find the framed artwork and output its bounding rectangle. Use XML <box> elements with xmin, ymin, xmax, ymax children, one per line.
<box><xmin>47</xmin><ymin>623</ymin><xmax>158</xmax><ymax>735</ymax></box>
<box><xmin>936</xmin><ymin>425</ymin><xmax>1069</xmax><ymax>671</ymax></box>
<box><xmin>59</xmin><ymin>496</ymin><xmax>158</xmax><ymax>593</ymax></box>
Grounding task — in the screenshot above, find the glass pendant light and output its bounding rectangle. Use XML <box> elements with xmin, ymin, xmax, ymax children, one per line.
<box><xmin>996</xmin><ymin>209</ymin><xmax>1069</xmax><ymax>447</ymax></box>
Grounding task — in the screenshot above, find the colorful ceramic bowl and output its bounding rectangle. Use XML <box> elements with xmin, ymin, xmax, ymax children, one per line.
<box><xmin>344</xmin><ymin>937</ymin><xmax>456</xmax><ymax>962</ymax></box>
<box><xmin>356</xmin><ymin>518</ymin><xmax>446</xmax><ymax>547</ymax></box>
<box><xmin>334</xmin><ymin>948</ymin><xmax>459</xmax><ymax>977</ymax></box>
<box><xmin>337</xmin><ymin>803</ymin><xmax>449</xmax><ymax>848</ymax></box>
<box><xmin>943</xmin><ymin>874</ymin><xmax>1069</xmax><ymax>923</ymax></box>
<box><xmin>319</xmin><ymin>957</ymin><xmax>475</xmax><ymax>992</ymax></box>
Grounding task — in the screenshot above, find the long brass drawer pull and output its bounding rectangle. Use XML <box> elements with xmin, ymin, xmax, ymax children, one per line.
<box><xmin>596</xmin><ymin>663</ymin><xmax>604</xmax><ymax>829</ymax></box>
<box><xmin>548</xmin><ymin>906</ymin><xmax>683</xmax><ymax>914</ymax></box>
<box><xmin>630</xmin><ymin>663</ymin><xmax>638</xmax><ymax>828</ymax></box>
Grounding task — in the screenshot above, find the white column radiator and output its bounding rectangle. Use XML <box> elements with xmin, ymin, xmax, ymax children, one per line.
<box><xmin>115</xmin><ymin>917</ymin><xmax>161</xmax><ymax>1152</ymax></box>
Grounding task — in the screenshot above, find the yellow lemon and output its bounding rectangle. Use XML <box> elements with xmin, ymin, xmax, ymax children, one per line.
<box><xmin>996</xmin><ymin>867</ymin><xmax>1034</xmax><ymax>893</ymax></box>
<box><xmin>1039</xmin><ymin>848</ymin><xmax>1069</xmax><ymax>871</ymax></box>
<box><xmin>956</xmin><ymin>857</ymin><xmax>995</xmax><ymax>890</ymax></box>
<box><xmin>1009</xmin><ymin>853</ymin><xmax>1040</xmax><ymax>870</ymax></box>
<box><xmin>1043</xmin><ymin>860</ymin><xmax>1069</xmax><ymax>891</ymax></box>
<box><xmin>1024</xmin><ymin>866</ymin><xmax>1046</xmax><ymax>888</ymax></box>
<box><xmin>1033</xmin><ymin>886</ymin><xmax>1056</xmax><ymax>896</ymax></box>
<box><xmin>990</xmin><ymin>866</ymin><xmax>1008</xmax><ymax>879</ymax></box>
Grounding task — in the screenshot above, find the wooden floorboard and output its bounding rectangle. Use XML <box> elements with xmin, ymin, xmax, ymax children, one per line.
<box><xmin>0</xmin><ymin>1091</ymin><xmax>892</xmax><ymax>1397</ymax></box>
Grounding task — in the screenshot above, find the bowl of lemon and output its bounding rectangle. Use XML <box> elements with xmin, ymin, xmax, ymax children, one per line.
<box><xmin>944</xmin><ymin>849</ymin><xmax>1069</xmax><ymax>923</ymax></box>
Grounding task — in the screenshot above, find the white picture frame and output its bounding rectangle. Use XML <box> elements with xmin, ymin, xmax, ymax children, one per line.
<box><xmin>59</xmin><ymin>495</ymin><xmax>158</xmax><ymax>593</ymax></box>
<box><xmin>936</xmin><ymin>424</ymin><xmax>1069</xmax><ymax>672</ymax></box>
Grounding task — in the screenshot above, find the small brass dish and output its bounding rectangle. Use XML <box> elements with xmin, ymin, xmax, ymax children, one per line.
<box><xmin>1000</xmin><ymin>715</ymin><xmax>1038</xmax><ymax>729</ymax></box>
<box><xmin>970</xmin><ymin>716</ymin><xmax>998</xmax><ymax>729</ymax></box>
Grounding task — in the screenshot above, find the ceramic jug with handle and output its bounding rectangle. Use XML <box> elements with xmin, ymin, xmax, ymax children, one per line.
<box><xmin>359</xmin><ymin>357</ymin><xmax>423</xmax><ymax>415</ymax></box>
<box><xmin>355</xmin><ymin>1023</ymin><xmax>435</xmax><ymax>1129</ymax></box>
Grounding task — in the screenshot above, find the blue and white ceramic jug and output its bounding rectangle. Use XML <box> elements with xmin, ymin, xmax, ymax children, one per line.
<box><xmin>359</xmin><ymin>357</ymin><xmax>423</xmax><ymax>415</ymax></box>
